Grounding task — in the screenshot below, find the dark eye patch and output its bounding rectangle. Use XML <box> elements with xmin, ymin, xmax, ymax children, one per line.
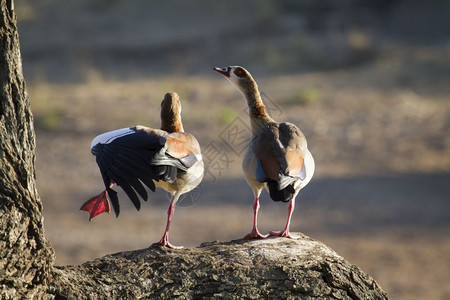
<box><xmin>234</xmin><ymin>67</ymin><xmax>245</xmax><ymax>78</ymax></box>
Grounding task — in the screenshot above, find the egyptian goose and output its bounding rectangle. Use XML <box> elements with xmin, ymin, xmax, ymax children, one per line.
<box><xmin>80</xmin><ymin>92</ymin><xmax>204</xmax><ymax>248</ymax></box>
<box><xmin>214</xmin><ymin>66</ymin><xmax>314</xmax><ymax>239</ymax></box>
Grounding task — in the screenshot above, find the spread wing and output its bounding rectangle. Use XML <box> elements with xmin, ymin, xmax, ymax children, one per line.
<box><xmin>91</xmin><ymin>126</ymin><xmax>201</xmax><ymax>217</ymax></box>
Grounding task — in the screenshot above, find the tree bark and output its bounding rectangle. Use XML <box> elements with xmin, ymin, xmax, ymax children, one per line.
<box><xmin>0</xmin><ymin>0</ymin><xmax>55</xmax><ymax>298</ymax></box>
<box><xmin>49</xmin><ymin>234</ymin><xmax>388</xmax><ymax>299</ymax></box>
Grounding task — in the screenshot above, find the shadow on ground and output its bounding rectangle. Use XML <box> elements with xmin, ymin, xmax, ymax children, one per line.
<box><xmin>185</xmin><ymin>172</ymin><xmax>450</xmax><ymax>232</ymax></box>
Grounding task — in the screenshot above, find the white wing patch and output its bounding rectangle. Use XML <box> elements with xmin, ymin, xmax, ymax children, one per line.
<box><xmin>90</xmin><ymin>127</ymin><xmax>135</xmax><ymax>149</ymax></box>
<box><xmin>294</xmin><ymin>149</ymin><xmax>315</xmax><ymax>191</ymax></box>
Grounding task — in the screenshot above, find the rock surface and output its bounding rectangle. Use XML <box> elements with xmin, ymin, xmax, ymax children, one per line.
<box><xmin>48</xmin><ymin>233</ymin><xmax>387</xmax><ymax>299</ymax></box>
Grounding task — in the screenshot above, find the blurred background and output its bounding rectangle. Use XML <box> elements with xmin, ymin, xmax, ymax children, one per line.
<box><xmin>15</xmin><ymin>0</ymin><xmax>450</xmax><ymax>299</ymax></box>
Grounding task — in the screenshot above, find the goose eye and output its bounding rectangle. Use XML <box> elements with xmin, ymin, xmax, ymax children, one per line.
<box><xmin>234</xmin><ymin>68</ymin><xmax>245</xmax><ymax>78</ymax></box>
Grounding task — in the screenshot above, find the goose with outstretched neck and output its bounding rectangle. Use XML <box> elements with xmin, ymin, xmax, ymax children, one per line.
<box><xmin>214</xmin><ymin>66</ymin><xmax>314</xmax><ymax>239</ymax></box>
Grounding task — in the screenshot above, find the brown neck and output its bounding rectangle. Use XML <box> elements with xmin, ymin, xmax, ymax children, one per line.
<box><xmin>160</xmin><ymin>115</ymin><xmax>184</xmax><ymax>133</ymax></box>
<box><xmin>242</xmin><ymin>82</ymin><xmax>275</xmax><ymax>132</ymax></box>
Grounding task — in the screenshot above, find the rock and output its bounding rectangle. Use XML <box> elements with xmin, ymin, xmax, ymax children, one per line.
<box><xmin>48</xmin><ymin>233</ymin><xmax>387</xmax><ymax>299</ymax></box>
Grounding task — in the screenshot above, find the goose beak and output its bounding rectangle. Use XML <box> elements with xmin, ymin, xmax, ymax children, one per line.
<box><xmin>213</xmin><ymin>67</ymin><xmax>230</xmax><ymax>78</ymax></box>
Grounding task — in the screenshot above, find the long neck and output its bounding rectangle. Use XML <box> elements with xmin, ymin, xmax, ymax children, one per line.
<box><xmin>242</xmin><ymin>82</ymin><xmax>275</xmax><ymax>133</ymax></box>
<box><xmin>161</xmin><ymin>114</ymin><xmax>184</xmax><ymax>133</ymax></box>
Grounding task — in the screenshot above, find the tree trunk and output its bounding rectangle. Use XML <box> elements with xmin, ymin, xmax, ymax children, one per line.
<box><xmin>0</xmin><ymin>0</ymin><xmax>55</xmax><ymax>298</ymax></box>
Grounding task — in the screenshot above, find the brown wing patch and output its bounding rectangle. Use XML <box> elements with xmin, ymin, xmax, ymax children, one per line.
<box><xmin>260</xmin><ymin>148</ymin><xmax>304</xmax><ymax>178</ymax></box>
<box><xmin>260</xmin><ymin>156</ymin><xmax>280</xmax><ymax>180</ymax></box>
<box><xmin>165</xmin><ymin>132</ymin><xmax>201</xmax><ymax>158</ymax></box>
<box><xmin>285</xmin><ymin>150</ymin><xmax>304</xmax><ymax>176</ymax></box>
<box><xmin>253</xmin><ymin>122</ymin><xmax>306</xmax><ymax>177</ymax></box>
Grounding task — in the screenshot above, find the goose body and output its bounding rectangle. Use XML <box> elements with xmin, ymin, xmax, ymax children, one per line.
<box><xmin>214</xmin><ymin>66</ymin><xmax>314</xmax><ymax>239</ymax></box>
<box><xmin>81</xmin><ymin>92</ymin><xmax>204</xmax><ymax>248</ymax></box>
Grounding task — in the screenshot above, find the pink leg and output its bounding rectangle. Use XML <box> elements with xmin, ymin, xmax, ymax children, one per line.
<box><xmin>245</xmin><ymin>197</ymin><xmax>268</xmax><ymax>239</ymax></box>
<box><xmin>157</xmin><ymin>202</ymin><xmax>183</xmax><ymax>249</ymax></box>
<box><xmin>270</xmin><ymin>198</ymin><xmax>299</xmax><ymax>239</ymax></box>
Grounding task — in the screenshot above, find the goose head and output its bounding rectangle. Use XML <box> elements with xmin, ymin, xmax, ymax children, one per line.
<box><xmin>214</xmin><ymin>66</ymin><xmax>257</xmax><ymax>97</ymax></box>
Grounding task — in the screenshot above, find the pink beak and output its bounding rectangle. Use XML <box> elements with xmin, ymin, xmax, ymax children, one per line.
<box><xmin>213</xmin><ymin>67</ymin><xmax>230</xmax><ymax>77</ymax></box>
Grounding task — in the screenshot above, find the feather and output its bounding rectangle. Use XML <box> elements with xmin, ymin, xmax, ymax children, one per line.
<box><xmin>113</xmin><ymin>159</ymin><xmax>148</xmax><ymax>201</ymax></box>
<box><xmin>256</xmin><ymin>160</ymin><xmax>271</xmax><ymax>182</ymax></box>
<box><xmin>115</xmin><ymin>152</ymin><xmax>156</xmax><ymax>191</ymax></box>
<box><xmin>107</xmin><ymin>168</ymin><xmax>141</xmax><ymax>211</ymax></box>
<box><xmin>178</xmin><ymin>152</ymin><xmax>198</xmax><ymax>168</ymax></box>
<box><xmin>267</xmin><ymin>181</ymin><xmax>294</xmax><ymax>202</ymax></box>
<box><xmin>107</xmin><ymin>187</ymin><xmax>120</xmax><ymax>217</ymax></box>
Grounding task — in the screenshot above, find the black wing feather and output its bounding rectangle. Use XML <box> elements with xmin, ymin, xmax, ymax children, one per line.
<box><xmin>93</xmin><ymin>131</ymin><xmax>164</xmax><ymax>210</ymax></box>
<box><xmin>107</xmin><ymin>167</ymin><xmax>141</xmax><ymax>211</ymax></box>
<box><xmin>152</xmin><ymin>165</ymin><xmax>177</xmax><ymax>183</ymax></box>
<box><xmin>98</xmin><ymin>145</ymin><xmax>115</xmax><ymax>169</ymax></box>
<box><xmin>114</xmin><ymin>159</ymin><xmax>148</xmax><ymax>201</ymax></box>
<box><xmin>107</xmin><ymin>187</ymin><xmax>120</xmax><ymax>217</ymax></box>
<box><xmin>116</xmin><ymin>152</ymin><xmax>156</xmax><ymax>191</ymax></box>
<box><xmin>96</xmin><ymin>167</ymin><xmax>123</xmax><ymax>217</ymax></box>
<box><xmin>166</xmin><ymin>165</ymin><xmax>177</xmax><ymax>182</ymax></box>
<box><xmin>119</xmin><ymin>146</ymin><xmax>178</xmax><ymax>183</ymax></box>
<box><xmin>92</xmin><ymin>129</ymin><xmax>196</xmax><ymax>213</ymax></box>
<box><xmin>117</xmin><ymin>147</ymin><xmax>163</xmax><ymax>188</ymax></box>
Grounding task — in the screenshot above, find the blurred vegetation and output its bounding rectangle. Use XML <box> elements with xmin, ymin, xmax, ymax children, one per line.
<box><xmin>14</xmin><ymin>0</ymin><xmax>449</xmax><ymax>85</ymax></box>
<box><xmin>217</xmin><ymin>107</ymin><xmax>238</xmax><ymax>124</ymax></box>
<box><xmin>30</xmin><ymin>86</ymin><xmax>64</xmax><ymax>131</ymax></box>
<box><xmin>284</xmin><ymin>87</ymin><xmax>322</xmax><ymax>106</ymax></box>
<box><xmin>34</xmin><ymin>109</ymin><xmax>63</xmax><ymax>132</ymax></box>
